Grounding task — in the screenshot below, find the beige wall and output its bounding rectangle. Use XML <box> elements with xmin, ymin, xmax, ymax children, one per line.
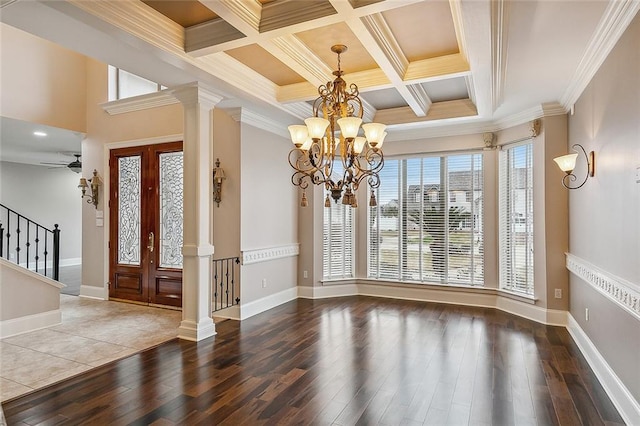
<box><xmin>0</xmin><ymin>259</ymin><xmax>60</xmax><ymax>321</ymax></box>
<box><xmin>568</xmin><ymin>13</ymin><xmax>640</xmax><ymax>402</ymax></box>
<box><xmin>82</xmin><ymin>58</ymin><xmax>183</xmax><ymax>291</ymax></box>
<box><xmin>212</xmin><ymin>109</ymin><xmax>241</xmax><ymax>259</ymax></box>
<box><xmin>240</xmin><ymin>123</ymin><xmax>298</xmax><ymax>303</ymax></box>
<box><xmin>0</xmin><ymin>24</ymin><xmax>86</xmax><ymax>133</ymax></box>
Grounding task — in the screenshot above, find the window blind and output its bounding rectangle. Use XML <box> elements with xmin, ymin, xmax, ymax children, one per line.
<box><xmin>368</xmin><ymin>153</ymin><xmax>484</xmax><ymax>286</ymax></box>
<box><xmin>322</xmin><ymin>164</ymin><xmax>354</xmax><ymax>279</ymax></box>
<box><xmin>499</xmin><ymin>142</ymin><xmax>534</xmax><ymax>295</ymax></box>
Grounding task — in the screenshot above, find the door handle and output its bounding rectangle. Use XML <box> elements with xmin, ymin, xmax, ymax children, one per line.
<box><xmin>148</xmin><ymin>232</ymin><xmax>154</xmax><ymax>252</ymax></box>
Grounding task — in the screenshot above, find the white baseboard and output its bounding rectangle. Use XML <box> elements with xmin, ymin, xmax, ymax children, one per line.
<box><xmin>0</xmin><ymin>309</ymin><xmax>62</xmax><ymax>339</ymax></box>
<box><xmin>298</xmin><ymin>283</ymin><xmax>358</xmax><ymax>299</ymax></box>
<box><xmin>298</xmin><ymin>282</ymin><xmax>566</xmax><ymax>326</ymax></box>
<box><xmin>566</xmin><ymin>314</ymin><xmax>640</xmax><ymax>425</ymax></box>
<box><xmin>496</xmin><ymin>296</ymin><xmax>567</xmax><ymax>326</ymax></box>
<box><xmin>240</xmin><ymin>287</ymin><xmax>298</xmax><ymax>320</ymax></box>
<box><xmin>17</xmin><ymin>257</ymin><xmax>81</xmax><ymax>269</ymax></box>
<box><xmin>213</xmin><ymin>305</ymin><xmax>240</xmax><ymax>321</ymax></box>
<box><xmin>80</xmin><ymin>285</ymin><xmax>108</xmax><ymax>300</ymax></box>
<box><xmin>60</xmin><ymin>257</ymin><xmax>82</xmax><ymax>267</ymax></box>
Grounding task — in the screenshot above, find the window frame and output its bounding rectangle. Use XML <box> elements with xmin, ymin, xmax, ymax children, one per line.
<box><xmin>367</xmin><ymin>152</ymin><xmax>484</xmax><ymax>287</ymax></box>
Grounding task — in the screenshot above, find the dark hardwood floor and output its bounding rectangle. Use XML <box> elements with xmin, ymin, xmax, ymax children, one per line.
<box><xmin>2</xmin><ymin>296</ymin><xmax>624</xmax><ymax>425</ymax></box>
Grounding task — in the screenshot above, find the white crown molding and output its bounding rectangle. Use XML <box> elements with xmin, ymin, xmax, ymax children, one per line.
<box><xmin>200</xmin><ymin>0</ymin><xmax>261</xmax><ymax>36</ymax></box>
<box><xmin>465</xmin><ymin>75</ymin><xmax>477</xmax><ymax>106</ymax></box>
<box><xmin>566</xmin><ymin>253</ymin><xmax>640</xmax><ymax>321</ymax></box>
<box><xmin>560</xmin><ymin>0</ymin><xmax>640</xmax><ymax>110</ymax></box>
<box><xmin>492</xmin><ymin>101</ymin><xmax>566</xmax><ymax>130</ymax></box>
<box><xmin>281</xmin><ymin>102</ymin><xmax>312</xmax><ymax>121</ymax></box>
<box><xmin>241</xmin><ymin>243</ymin><xmax>300</xmax><ymax>265</ymax></box>
<box><xmin>185</xmin><ymin>18</ymin><xmax>245</xmax><ymax>55</ymax></box>
<box><xmin>197</xmin><ymin>52</ymin><xmax>279</xmax><ymax>105</ymax></box>
<box><xmin>101</xmin><ymin>90</ymin><xmax>180</xmax><ymax>115</ymax></box>
<box><xmin>68</xmin><ymin>0</ymin><xmax>184</xmax><ymax>53</ymax></box>
<box><xmin>226</xmin><ymin>107</ymin><xmax>289</xmax><ymax>138</ymax></box>
<box><xmin>490</xmin><ymin>0</ymin><xmax>509</xmax><ymax>112</ymax></box>
<box><xmin>360</xmin><ymin>97</ymin><xmax>377</xmax><ymax>124</ymax></box>
<box><xmin>263</xmin><ymin>35</ymin><xmax>332</xmax><ymax>86</ymax></box>
<box><xmin>405</xmin><ymin>84</ymin><xmax>433</xmax><ymax>117</ymax></box>
<box><xmin>567</xmin><ymin>314</ymin><xmax>640</xmax><ymax>425</ymax></box>
<box><xmin>171</xmin><ymin>82</ymin><xmax>225</xmax><ymax>108</ymax></box>
<box><xmin>449</xmin><ymin>0</ymin><xmax>469</xmax><ymax>61</ymax></box>
<box><xmin>384</xmin><ymin>101</ymin><xmax>566</xmax><ymax>141</ymax></box>
<box><xmin>354</xmin><ymin>14</ymin><xmax>432</xmax><ymax>117</ymax></box>
<box><xmin>404</xmin><ymin>53</ymin><xmax>471</xmax><ymax>84</ymax></box>
<box><xmin>360</xmin><ymin>13</ymin><xmax>408</xmax><ymax>78</ymax></box>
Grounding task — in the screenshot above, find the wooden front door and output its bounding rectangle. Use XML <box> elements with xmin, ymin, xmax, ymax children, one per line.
<box><xmin>109</xmin><ymin>142</ymin><xmax>183</xmax><ymax>308</ymax></box>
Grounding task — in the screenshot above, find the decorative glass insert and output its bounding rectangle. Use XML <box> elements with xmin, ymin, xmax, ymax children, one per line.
<box><xmin>159</xmin><ymin>152</ymin><xmax>183</xmax><ymax>269</ymax></box>
<box><xmin>118</xmin><ymin>155</ymin><xmax>141</xmax><ymax>265</ymax></box>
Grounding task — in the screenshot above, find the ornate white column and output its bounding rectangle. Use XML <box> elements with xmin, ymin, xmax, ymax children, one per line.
<box><xmin>173</xmin><ymin>83</ymin><xmax>223</xmax><ymax>341</ymax></box>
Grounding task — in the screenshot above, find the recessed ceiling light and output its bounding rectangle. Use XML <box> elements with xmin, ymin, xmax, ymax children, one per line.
<box><xmin>33</xmin><ymin>131</ymin><xmax>47</xmax><ymax>137</ymax></box>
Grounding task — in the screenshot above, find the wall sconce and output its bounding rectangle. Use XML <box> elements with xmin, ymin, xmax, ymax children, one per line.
<box><xmin>78</xmin><ymin>169</ymin><xmax>102</xmax><ymax>208</ymax></box>
<box><xmin>553</xmin><ymin>144</ymin><xmax>595</xmax><ymax>189</ymax></box>
<box><xmin>212</xmin><ymin>158</ymin><xmax>226</xmax><ymax>207</ymax></box>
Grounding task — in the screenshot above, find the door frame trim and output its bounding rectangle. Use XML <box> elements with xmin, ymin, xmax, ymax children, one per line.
<box><xmin>100</xmin><ymin>134</ymin><xmax>184</xmax><ymax>301</ymax></box>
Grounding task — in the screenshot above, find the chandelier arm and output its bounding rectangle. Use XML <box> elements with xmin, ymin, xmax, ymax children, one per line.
<box><xmin>288</xmin><ymin>148</ymin><xmax>332</xmax><ymax>190</ymax></box>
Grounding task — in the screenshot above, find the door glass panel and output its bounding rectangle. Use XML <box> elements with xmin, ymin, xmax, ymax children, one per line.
<box><xmin>159</xmin><ymin>152</ymin><xmax>183</xmax><ymax>269</ymax></box>
<box><xmin>118</xmin><ymin>155</ymin><xmax>141</xmax><ymax>265</ymax></box>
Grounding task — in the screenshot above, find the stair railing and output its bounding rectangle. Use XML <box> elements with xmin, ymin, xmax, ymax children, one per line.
<box><xmin>0</xmin><ymin>203</ymin><xmax>60</xmax><ymax>280</ymax></box>
<box><xmin>212</xmin><ymin>256</ymin><xmax>240</xmax><ymax>312</ymax></box>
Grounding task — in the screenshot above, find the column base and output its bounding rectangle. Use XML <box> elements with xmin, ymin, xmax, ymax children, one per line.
<box><xmin>177</xmin><ymin>318</ymin><xmax>216</xmax><ymax>341</ymax></box>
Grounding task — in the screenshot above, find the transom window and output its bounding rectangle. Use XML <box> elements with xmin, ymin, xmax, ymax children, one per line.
<box><xmin>108</xmin><ymin>66</ymin><xmax>165</xmax><ymax>101</ymax></box>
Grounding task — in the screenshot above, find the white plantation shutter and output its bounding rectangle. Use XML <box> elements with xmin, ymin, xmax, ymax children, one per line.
<box><xmin>322</xmin><ymin>164</ymin><xmax>354</xmax><ymax>279</ymax></box>
<box><xmin>368</xmin><ymin>153</ymin><xmax>484</xmax><ymax>286</ymax></box>
<box><xmin>499</xmin><ymin>142</ymin><xmax>534</xmax><ymax>295</ymax></box>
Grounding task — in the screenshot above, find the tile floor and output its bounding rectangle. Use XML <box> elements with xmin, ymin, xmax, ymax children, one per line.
<box><xmin>0</xmin><ymin>295</ymin><xmax>182</xmax><ymax>402</ymax></box>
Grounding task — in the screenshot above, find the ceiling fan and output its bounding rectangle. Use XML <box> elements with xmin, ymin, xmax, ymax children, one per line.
<box><xmin>41</xmin><ymin>153</ymin><xmax>82</xmax><ymax>173</ymax></box>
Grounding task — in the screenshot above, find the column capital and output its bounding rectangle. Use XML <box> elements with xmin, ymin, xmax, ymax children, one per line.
<box><xmin>172</xmin><ymin>82</ymin><xmax>224</xmax><ymax>109</ymax></box>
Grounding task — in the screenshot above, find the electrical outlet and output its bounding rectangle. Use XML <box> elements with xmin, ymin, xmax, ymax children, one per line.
<box><xmin>303</xmin><ymin>270</ymin><xmax>308</xmax><ymax>279</ymax></box>
<box><xmin>585</xmin><ymin>308</ymin><xmax>589</xmax><ymax>321</ymax></box>
<box><xmin>554</xmin><ymin>288</ymin><xmax>562</xmax><ymax>299</ymax></box>
<box><xmin>636</xmin><ymin>166</ymin><xmax>640</xmax><ymax>183</ymax></box>
<box><xmin>262</xmin><ymin>278</ymin><xmax>267</xmax><ymax>288</ymax></box>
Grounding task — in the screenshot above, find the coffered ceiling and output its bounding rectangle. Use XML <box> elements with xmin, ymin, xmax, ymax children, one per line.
<box><xmin>1</xmin><ymin>0</ymin><xmax>638</xmax><ymax>140</ymax></box>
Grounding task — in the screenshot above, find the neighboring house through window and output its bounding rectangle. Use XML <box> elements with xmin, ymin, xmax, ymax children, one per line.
<box><xmin>368</xmin><ymin>154</ymin><xmax>484</xmax><ymax>286</ymax></box>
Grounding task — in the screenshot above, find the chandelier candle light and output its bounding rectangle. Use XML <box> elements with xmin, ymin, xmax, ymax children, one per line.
<box><xmin>288</xmin><ymin>45</ymin><xmax>386</xmax><ymax>208</ymax></box>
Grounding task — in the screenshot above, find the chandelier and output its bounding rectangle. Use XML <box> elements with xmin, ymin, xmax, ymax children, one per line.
<box><xmin>287</xmin><ymin>44</ymin><xmax>386</xmax><ymax>208</ymax></box>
